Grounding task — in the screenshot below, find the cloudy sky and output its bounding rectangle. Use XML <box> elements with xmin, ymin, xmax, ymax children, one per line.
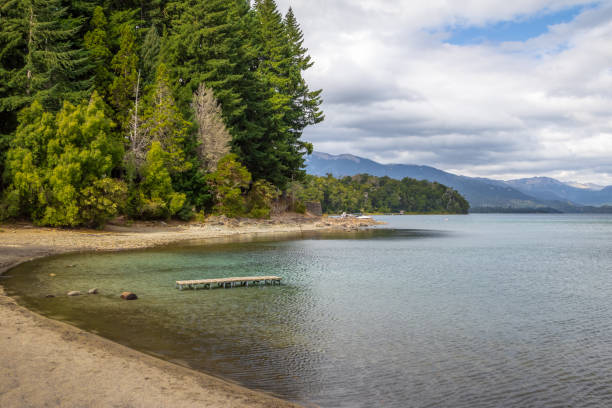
<box><xmin>275</xmin><ymin>0</ymin><xmax>612</xmax><ymax>183</ymax></box>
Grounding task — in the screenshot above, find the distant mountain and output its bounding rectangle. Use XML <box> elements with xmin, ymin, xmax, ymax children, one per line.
<box><xmin>305</xmin><ymin>152</ymin><xmax>543</xmax><ymax>209</ymax></box>
<box><xmin>566</xmin><ymin>181</ymin><xmax>605</xmax><ymax>191</ymax></box>
<box><xmin>304</xmin><ymin>152</ymin><xmax>612</xmax><ymax>212</ymax></box>
<box><xmin>506</xmin><ymin>177</ymin><xmax>612</xmax><ymax>206</ymax></box>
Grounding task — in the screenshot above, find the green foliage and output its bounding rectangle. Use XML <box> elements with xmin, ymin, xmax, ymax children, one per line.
<box><xmin>241</xmin><ymin>1</ymin><xmax>322</xmax><ymax>187</ymax></box>
<box><xmin>84</xmin><ymin>7</ymin><xmax>113</xmax><ymax>99</ymax></box>
<box><xmin>141</xmin><ymin>63</ymin><xmax>191</xmax><ymax>174</ymax></box>
<box><xmin>1</xmin><ymin>0</ymin><xmax>324</xmax><ymax>224</ymax></box>
<box><xmin>206</xmin><ymin>154</ymin><xmax>252</xmax><ymax>217</ymax></box>
<box><xmin>140</xmin><ymin>26</ymin><xmax>161</xmax><ymax>85</ymax></box>
<box><xmin>293</xmin><ymin>200</ymin><xmax>306</xmax><ymax>214</ymax></box>
<box><xmin>109</xmin><ymin>23</ymin><xmax>138</xmax><ymax>129</ymax></box>
<box><xmin>1</xmin><ymin>93</ymin><xmax>126</xmax><ymax>227</ymax></box>
<box><xmin>165</xmin><ymin>0</ymin><xmax>246</xmax><ymax>122</ymax></box>
<box><xmin>293</xmin><ymin>174</ymin><xmax>470</xmax><ymax>215</ymax></box>
<box><xmin>247</xmin><ymin>180</ymin><xmax>280</xmax><ymax>218</ymax></box>
<box><xmin>0</xmin><ymin>0</ymin><xmax>92</xmax><ymax>129</ymax></box>
<box><xmin>136</xmin><ymin>141</ymin><xmax>186</xmax><ymax>219</ymax></box>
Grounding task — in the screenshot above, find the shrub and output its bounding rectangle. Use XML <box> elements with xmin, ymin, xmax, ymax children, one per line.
<box><xmin>247</xmin><ymin>180</ymin><xmax>279</xmax><ymax>219</ymax></box>
<box><xmin>206</xmin><ymin>154</ymin><xmax>251</xmax><ymax>217</ymax></box>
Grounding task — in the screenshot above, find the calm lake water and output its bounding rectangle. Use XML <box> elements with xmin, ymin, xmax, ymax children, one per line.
<box><xmin>5</xmin><ymin>214</ymin><xmax>612</xmax><ymax>407</ymax></box>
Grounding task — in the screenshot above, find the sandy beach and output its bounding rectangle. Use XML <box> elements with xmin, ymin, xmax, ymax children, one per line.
<box><xmin>0</xmin><ymin>215</ymin><xmax>377</xmax><ymax>408</ymax></box>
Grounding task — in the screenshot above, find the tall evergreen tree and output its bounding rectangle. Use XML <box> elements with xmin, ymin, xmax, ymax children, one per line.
<box><xmin>165</xmin><ymin>0</ymin><xmax>246</xmax><ymax>125</ymax></box>
<box><xmin>253</xmin><ymin>0</ymin><xmax>291</xmax><ymax>117</ymax></box>
<box><xmin>140</xmin><ymin>25</ymin><xmax>160</xmax><ymax>85</ymax></box>
<box><xmin>165</xmin><ymin>0</ymin><xmax>277</xmax><ymax>186</ymax></box>
<box><xmin>250</xmin><ymin>0</ymin><xmax>321</xmax><ymax>187</ymax></box>
<box><xmin>0</xmin><ymin>0</ymin><xmax>92</xmax><ymax>114</ymax></box>
<box><xmin>84</xmin><ymin>6</ymin><xmax>113</xmax><ymax>99</ymax></box>
<box><xmin>140</xmin><ymin>63</ymin><xmax>191</xmax><ymax>174</ymax></box>
<box><xmin>104</xmin><ymin>0</ymin><xmax>167</xmax><ymax>27</ymax></box>
<box><xmin>109</xmin><ymin>23</ymin><xmax>138</xmax><ymax>130</ymax></box>
<box><xmin>0</xmin><ymin>0</ymin><xmax>24</xmax><ymax>135</ymax></box>
<box><xmin>284</xmin><ymin>7</ymin><xmax>324</xmax><ymax>135</ymax></box>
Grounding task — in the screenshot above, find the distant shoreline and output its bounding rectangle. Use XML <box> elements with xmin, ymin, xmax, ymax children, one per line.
<box><xmin>0</xmin><ymin>216</ymin><xmax>379</xmax><ymax>408</ymax></box>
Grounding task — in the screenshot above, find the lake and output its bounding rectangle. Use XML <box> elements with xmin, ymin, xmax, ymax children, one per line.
<box><xmin>5</xmin><ymin>214</ymin><xmax>612</xmax><ymax>407</ymax></box>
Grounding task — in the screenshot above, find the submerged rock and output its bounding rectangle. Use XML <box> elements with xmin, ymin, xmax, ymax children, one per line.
<box><xmin>67</xmin><ymin>291</ymin><xmax>81</xmax><ymax>296</ymax></box>
<box><xmin>120</xmin><ymin>292</ymin><xmax>138</xmax><ymax>300</ymax></box>
<box><xmin>45</xmin><ymin>294</ymin><xmax>55</xmax><ymax>298</ymax></box>
<box><xmin>88</xmin><ymin>288</ymin><xmax>99</xmax><ymax>295</ymax></box>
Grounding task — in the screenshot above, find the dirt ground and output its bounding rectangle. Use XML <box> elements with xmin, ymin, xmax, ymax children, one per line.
<box><xmin>0</xmin><ymin>215</ymin><xmax>378</xmax><ymax>408</ymax></box>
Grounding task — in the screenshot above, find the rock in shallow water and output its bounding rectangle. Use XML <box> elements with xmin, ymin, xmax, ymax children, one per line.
<box><xmin>45</xmin><ymin>294</ymin><xmax>55</xmax><ymax>298</ymax></box>
<box><xmin>67</xmin><ymin>291</ymin><xmax>81</xmax><ymax>296</ymax></box>
<box><xmin>88</xmin><ymin>288</ymin><xmax>98</xmax><ymax>295</ymax></box>
<box><xmin>120</xmin><ymin>292</ymin><xmax>138</xmax><ymax>300</ymax></box>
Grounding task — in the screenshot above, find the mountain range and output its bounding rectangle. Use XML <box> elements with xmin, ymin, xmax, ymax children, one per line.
<box><xmin>305</xmin><ymin>152</ymin><xmax>612</xmax><ymax>212</ymax></box>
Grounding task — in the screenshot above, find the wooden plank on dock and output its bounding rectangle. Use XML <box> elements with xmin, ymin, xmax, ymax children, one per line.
<box><xmin>175</xmin><ymin>276</ymin><xmax>282</xmax><ymax>290</ymax></box>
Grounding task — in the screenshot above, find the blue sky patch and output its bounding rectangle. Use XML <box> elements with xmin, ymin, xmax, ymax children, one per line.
<box><xmin>446</xmin><ymin>4</ymin><xmax>598</xmax><ymax>45</ymax></box>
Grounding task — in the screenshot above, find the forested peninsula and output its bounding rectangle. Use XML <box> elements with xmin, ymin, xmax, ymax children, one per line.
<box><xmin>294</xmin><ymin>174</ymin><xmax>470</xmax><ymax>214</ymax></box>
<box><xmin>0</xmin><ymin>0</ymin><xmax>468</xmax><ymax>227</ymax></box>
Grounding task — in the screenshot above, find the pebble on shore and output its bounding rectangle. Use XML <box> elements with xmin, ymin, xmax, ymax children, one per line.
<box><xmin>120</xmin><ymin>292</ymin><xmax>138</xmax><ymax>300</ymax></box>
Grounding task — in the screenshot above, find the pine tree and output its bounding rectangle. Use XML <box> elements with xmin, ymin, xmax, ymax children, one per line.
<box><xmin>0</xmin><ymin>0</ymin><xmax>24</xmax><ymax>135</ymax></box>
<box><xmin>140</xmin><ymin>25</ymin><xmax>161</xmax><ymax>85</ymax></box>
<box><xmin>0</xmin><ymin>0</ymin><xmax>92</xmax><ymax>114</ymax></box>
<box><xmin>284</xmin><ymin>7</ymin><xmax>324</xmax><ymax>134</ymax></box>
<box><xmin>84</xmin><ymin>6</ymin><xmax>113</xmax><ymax>99</ymax></box>
<box><xmin>165</xmin><ymin>0</ymin><xmax>246</xmax><ymax>126</ymax></box>
<box><xmin>104</xmin><ymin>0</ymin><xmax>167</xmax><ymax>27</ymax></box>
<box><xmin>249</xmin><ymin>0</ymin><xmax>319</xmax><ymax>187</ymax></box>
<box><xmin>139</xmin><ymin>63</ymin><xmax>191</xmax><ymax>174</ymax></box>
<box><xmin>254</xmin><ymin>0</ymin><xmax>292</xmax><ymax>116</ymax></box>
<box><xmin>109</xmin><ymin>23</ymin><xmax>138</xmax><ymax>130</ymax></box>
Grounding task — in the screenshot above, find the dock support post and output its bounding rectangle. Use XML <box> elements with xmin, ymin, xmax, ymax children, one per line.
<box><xmin>176</xmin><ymin>276</ymin><xmax>282</xmax><ymax>291</ymax></box>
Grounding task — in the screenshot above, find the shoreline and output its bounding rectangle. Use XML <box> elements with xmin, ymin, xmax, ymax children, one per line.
<box><xmin>0</xmin><ymin>216</ymin><xmax>380</xmax><ymax>408</ymax></box>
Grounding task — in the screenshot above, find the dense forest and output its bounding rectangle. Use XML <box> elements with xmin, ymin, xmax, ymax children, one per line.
<box><xmin>0</xmin><ymin>0</ymin><xmax>324</xmax><ymax>226</ymax></box>
<box><xmin>0</xmin><ymin>1</ymin><xmax>468</xmax><ymax>227</ymax></box>
<box><xmin>291</xmin><ymin>174</ymin><xmax>470</xmax><ymax>214</ymax></box>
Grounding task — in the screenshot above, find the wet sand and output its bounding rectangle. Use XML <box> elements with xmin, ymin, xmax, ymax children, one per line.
<box><xmin>0</xmin><ymin>216</ymin><xmax>377</xmax><ymax>407</ymax></box>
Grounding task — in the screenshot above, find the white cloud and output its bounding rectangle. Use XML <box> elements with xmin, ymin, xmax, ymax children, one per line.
<box><xmin>276</xmin><ymin>0</ymin><xmax>612</xmax><ymax>184</ymax></box>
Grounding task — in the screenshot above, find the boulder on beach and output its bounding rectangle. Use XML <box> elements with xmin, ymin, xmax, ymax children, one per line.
<box><xmin>67</xmin><ymin>291</ymin><xmax>81</xmax><ymax>296</ymax></box>
<box><xmin>88</xmin><ymin>288</ymin><xmax>99</xmax><ymax>295</ymax></box>
<box><xmin>120</xmin><ymin>292</ymin><xmax>138</xmax><ymax>300</ymax></box>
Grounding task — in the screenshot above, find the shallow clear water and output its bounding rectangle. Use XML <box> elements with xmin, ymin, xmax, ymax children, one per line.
<box><xmin>5</xmin><ymin>214</ymin><xmax>612</xmax><ymax>407</ymax></box>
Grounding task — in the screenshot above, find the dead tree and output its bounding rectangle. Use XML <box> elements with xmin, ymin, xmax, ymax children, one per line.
<box><xmin>191</xmin><ymin>83</ymin><xmax>231</xmax><ymax>172</ymax></box>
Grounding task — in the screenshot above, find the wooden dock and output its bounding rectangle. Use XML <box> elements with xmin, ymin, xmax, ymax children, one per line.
<box><xmin>175</xmin><ymin>276</ymin><xmax>282</xmax><ymax>290</ymax></box>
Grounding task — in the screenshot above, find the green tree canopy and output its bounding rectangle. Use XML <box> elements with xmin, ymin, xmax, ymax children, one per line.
<box><xmin>2</xmin><ymin>92</ymin><xmax>126</xmax><ymax>227</ymax></box>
